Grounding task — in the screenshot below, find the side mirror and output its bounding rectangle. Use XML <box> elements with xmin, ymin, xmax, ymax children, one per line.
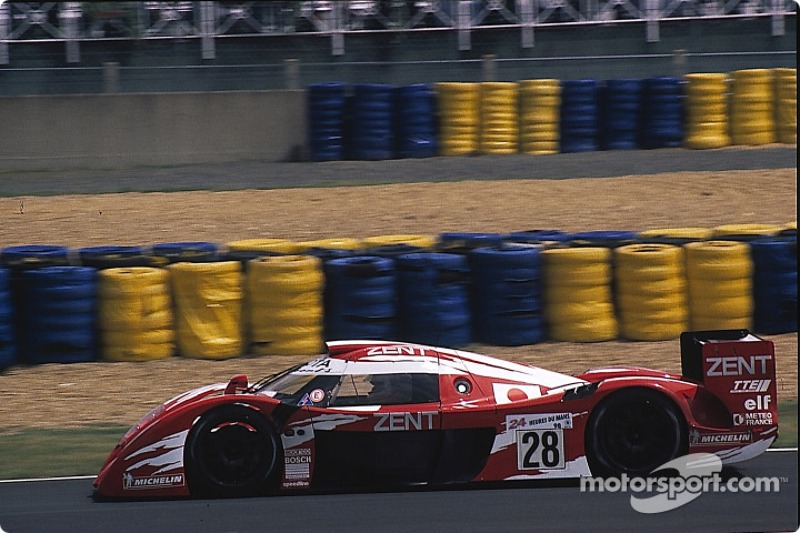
<box><xmin>225</xmin><ymin>374</ymin><xmax>249</xmax><ymax>395</ymax></box>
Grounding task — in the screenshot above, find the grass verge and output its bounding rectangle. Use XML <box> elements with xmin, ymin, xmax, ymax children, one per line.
<box><xmin>0</xmin><ymin>401</ymin><xmax>796</xmax><ymax>481</ymax></box>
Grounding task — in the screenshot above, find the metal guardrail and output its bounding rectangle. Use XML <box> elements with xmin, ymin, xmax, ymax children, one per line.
<box><xmin>0</xmin><ymin>0</ymin><xmax>796</xmax><ymax>63</ymax></box>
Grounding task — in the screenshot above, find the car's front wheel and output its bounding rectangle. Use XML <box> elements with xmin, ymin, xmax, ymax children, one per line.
<box><xmin>586</xmin><ymin>388</ymin><xmax>687</xmax><ymax>477</ymax></box>
<box><xmin>185</xmin><ymin>405</ymin><xmax>280</xmax><ymax>497</ymax></box>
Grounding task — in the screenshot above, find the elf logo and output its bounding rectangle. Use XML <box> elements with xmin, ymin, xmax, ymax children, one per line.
<box><xmin>744</xmin><ymin>395</ymin><xmax>771</xmax><ymax>411</ymax></box>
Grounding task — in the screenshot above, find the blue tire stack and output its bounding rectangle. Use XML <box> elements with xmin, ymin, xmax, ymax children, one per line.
<box><xmin>469</xmin><ymin>244</ymin><xmax>545</xmax><ymax>345</ymax></box>
<box><xmin>601</xmin><ymin>79</ymin><xmax>643</xmax><ymax>150</ymax></box>
<box><xmin>0</xmin><ymin>245</ymin><xmax>72</xmax><ymax>365</ymax></box>
<box><xmin>308</xmin><ymin>82</ymin><xmax>347</xmax><ymax>162</ymax></box>
<box><xmin>750</xmin><ymin>238</ymin><xmax>798</xmax><ymax>334</ymax></box>
<box><xmin>394</xmin><ymin>84</ymin><xmax>438</xmax><ymax>158</ymax></box>
<box><xmin>569</xmin><ymin>230</ymin><xmax>640</xmax><ymax>248</ymax></box>
<box><xmin>437</xmin><ymin>232</ymin><xmax>504</xmax><ymax>254</ymax></box>
<box><xmin>349</xmin><ymin>83</ymin><xmax>394</xmax><ymax>161</ymax></box>
<box><xmin>396</xmin><ymin>252</ymin><xmax>472</xmax><ymax>347</ymax></box>
<box><xmin>0</xmin><ymin>268</ymin><xmax>14</xmax><ymax>369</ymax></box>
<box><xmin>23</xmin><ymin>266</ymin><xmax>98</xmax><ymax>364</ymax></box>
<box><xmin>560</xmin><ymin>79</ymin><xmax>599</xmax><ymax>153</ymax></box>
<box><xmin>641</xmin><ymin>77</ymin><xmax>684</xmax><ymax>149</ymax></box>
<box><xmin>324</xmin><ymin>256</ymin><xmax>399</xmax><ymax>340</ymax></box>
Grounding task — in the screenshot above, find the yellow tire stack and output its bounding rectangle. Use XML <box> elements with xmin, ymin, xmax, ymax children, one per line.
<box><xmin>169</xmin><ymin>261</ymin><xmax>243</xmax><ymax>359</ymax></box>
<box><xmin>98</xmin><ymin>267</ymin><xmax>174</xmax><ymax>362</ymax></box>
<box><xmin>479</xmin><ymin>82</ymin><xmax>519</xmax><ymax>155</ymax></box>
<box><xmin>774</xmin><ymin>68</ymin><xmax>797</xmax><ymax>144</ymax></box>
<box><xmin>435</xmin><ymin>82</ymin><xmax>480</xmax><ymax>156</ymax></box>
<box><xmin>685</xmin><ymin>73</ymin><xmax>730</xmax><ymax>149</ymax></box>
<box><xmin>685</xmin><ymin>241</ymin><xmax>753</xmax><ymax>330</ymax></box>
<box><xmin>361</xmin><ymin>234</ymin><xmax>437</xmax><ymax>249</ymax></box>
<box><xmin>542</xmin><ymin>247</ymin><xmax>618</xmax><ymax>342</ymax></box>
<box><xmin>713</xmin><ymin>223</ymin><xmax>783</xmax><ymax>240</ymax></box>
<box><xmin>614</xmin><ymin>244</ymin><xmax>688</xmax><ymax>341</ymax></box>
<box><xmin>519</xmin><ymin>79</ymin><xmax>561</xmax><ymax>155</ymax></box>
<box><xmin>730</xmin><ymin>69</ymin><xmax>775</xmax><ymax>146</ymax></box>
<box><xmin>247</xmin><ymin>255</ymin><xmax>325</xmax><ymax>355</ymax></box>
<box><xmin>296</xmin><ymin>237</ymin><xmax>363</xmax><ymax>252</ymax></box>
<box><xmin>226</xmin><ymin>238</ymin><xmax>301</xmax><ymax>255</ymax></box>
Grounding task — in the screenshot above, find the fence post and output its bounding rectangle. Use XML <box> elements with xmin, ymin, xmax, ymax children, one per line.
<box><xmin>103</xmin><ymin>62</ymin><xmax>120</xmax><ymax>93</ymax></box>
<box><xmin>482</xmin><ymin>54</ymin><xmax>497</xmax><ymax>82</ymax></box>
<box><xmin>673</xmin><ymin>49</ymin><xmax>687</xmax><ymax>78</ymax></box>
<box><xmin>285</xmin><ymin>59</ymin><xmax>300</xmax><ymax>90</ymax></box>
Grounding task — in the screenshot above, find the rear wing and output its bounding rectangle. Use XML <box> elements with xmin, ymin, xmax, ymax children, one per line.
<box><xmin>680</xmin><ymin>330</ymin><xmax>777</xmax><ymax>428</ymax></box>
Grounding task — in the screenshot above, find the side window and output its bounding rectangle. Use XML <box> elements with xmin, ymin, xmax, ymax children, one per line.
<box><xmin>330</xmin><ymin>374</ymin><xmax>373</xmax><ymax>406</ymax></box>
<box><xmin>330</xmin><ymin>373</ymin><xmax>439</xmax><ymax>406</ymax></box>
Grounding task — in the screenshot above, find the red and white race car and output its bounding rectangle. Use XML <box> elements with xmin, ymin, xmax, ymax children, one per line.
<box><xmin>94</xmin><ymin>329</ymin><xmax>778</xmax><ymax>499</ymax></box>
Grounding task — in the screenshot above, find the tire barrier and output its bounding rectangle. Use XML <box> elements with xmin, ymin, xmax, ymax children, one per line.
<box><xmin>614</xmin><ymin>244</ymin><xmax>688</xmax><ymax>341</ymax></box>
<box><xmin>247</xmin><ymin>255</ymin><xmax>325</xmax><ymax>355</ymax></box>
<box><xmin>712</xmin><ymin>223</ymin><xmax>783</xmax><ymax>242</ymax></box>
<box><xmin>684</xmin><ymin>73</ymin><xmax>730</xmax><ymax>149</ymax></box>
<box><xmin>98</xmin><ymin>267</ymin><xmax>174</xmax><ymax>362</ymax></box>
<box><xmin>542</xmin><ymin>247</ymin><xmax>618</xmax><ymax>342</ymax></box>
<box><xmin>519</xmin><ymin>79</ymin><xmax>561</xmax><ymax>155</ymax></box>
<box><xmin>436</xmin><ymin>82</ymin><xmax>480</xmax><ymax>156</ymax></box>
<box><xmin>151</xmin><ymin>241</ymin><xmax>219</xmax><ymax>265</ymax></box>
<box><xmin>560</xmin><ymin>79</ymin><xmax>599</xmax><ymax>153</ymax></box>
<box><xmin>361</xmin><ymin>234</ymin><xmax>436</xmax><ymax>250</ymax></box>
<box><xmin>685</xmin><ymin>240</ymin><xmax>753</xmax><ymax>330</ymax></box>
<box><xmin>750</xmin><ymin>237</ymin><xmax>798</xmax><ymax>334</ymax></box>
<box><xmin>0</xmin><ymin>268</ymin><xmax>15</xmax><ymax>369</ymax></box>
<box><xmin>169</xmin><ymin>261</ymin><xmax>243</xmax><ymax>359</ymax></box>
<box><xmin>349</xmin><ymin>83</ymin><xmax>394</xmax><ymax>161</ymax></box>
<box><xmin>362</xmin><ymin>244</ymin><xmax>426</xmax><ymax>258</ymax></box>
<box><xmin>641</xmin><ymin>77</ymin><xmax>684</xmax><ymax>149</ymax></box>
<box><xmin>78</xmin><ymin>245</ymin><xmax>152</xmax><ymax>269</ymax></box>
<box><xmin>394</xmin><ymin>84</ymin><xmax>438</xmax><ymax>158</ymax></box>
<box><xmin>437</xmin><ymin>232</ymin><xmax>504</xmax><ymax>254</ymax></box>
<box><xmin>730</xmin><ymin>69</ymin><xmax>775</xmax><ymax>146</ymax></box>
<box><xmin>296</xmin><ymin>238</ymin><xmax>363</xmax><ymax>252</ymax></box>
<box><xmin>637</xmin><ymin>227</ymin><xmax>713</xmax><ymax>246</ymax></box>
<box><xmin>1</xmin><ymin>245</ymin><xmax>71</xmax><ymax>364</ymax></box>
<box><xmin>774</xmin><ymin>68</ymin><xmax>797</xmax><ymax>144</ymax></box>
<box><xmin>308</xmin><ymin>82</ymin><xmax>347</xmax><ymax>162</ymax></box>
<box><xmin>22</xmin><ymin>266</ymin><xmax>97</xmax><ymax>364</ymax></box>
<box><xmin>226</xmin><ymin>239</ymin><xmax>300</xmax><ymax>255</ymax></box>
<box><xmin>569</xmin><ymin>230</ymin><xmax>640</xmax><ymax>248</ymax></box>
<box><xmin>600</xmin><ymin>79</ymin><xmax>642</xmax><ymax>150</ymax></box>
<box><xmin>480</xmin><ymin>82</ymin><xmax>519</xmax><ymax>155</ymax></box>
<box><xmin>469</xmin><ymin>245</ymin><xmax>544</xmax><ymax>345</ymax></box>
<box><xmin>324</xmin><ymin>256</ymin><xmax>398</xmax><ymax>341</ymax></box>
<box><xmin>395</xmin><ymin>252</ymin><xmax>472</xmax><ymax>347</ymax></box>
<box><xmin>503</xmin><ymin>229</ymin><xmax>571</xmax><ymax>245</ymax></box>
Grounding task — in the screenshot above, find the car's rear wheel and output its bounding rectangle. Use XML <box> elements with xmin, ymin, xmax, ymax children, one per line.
<box><xmin>586</xmin><ymin>388</ymin><xmax>687</xmax><ymax>477</ymax></box>
<box><xmin>185</xmin><ymin>405</ymin><xmax>280</xmax><ymax>497</ymax></box>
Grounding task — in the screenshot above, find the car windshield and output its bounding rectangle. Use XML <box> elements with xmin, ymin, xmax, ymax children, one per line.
<box><xmin>253</xmin><ymin>369</ymin><xmax>341</xmax><ymax>406</ymax></box>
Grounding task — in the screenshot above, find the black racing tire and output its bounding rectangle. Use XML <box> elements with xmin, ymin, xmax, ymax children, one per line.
<box><xmin>586</xmin><ymin>388</ymin><xmax>687</xmax><ymax>477</ymax></box>
<box><xmin>185</xmin><ymin>405</ymin><xmax>280</xmax><ymax>497</ymax></box>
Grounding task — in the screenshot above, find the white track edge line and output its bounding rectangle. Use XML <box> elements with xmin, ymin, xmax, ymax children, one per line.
<box><xmin>1</xmin><ymin>448</ymin><xmax>796</xmax><ymax>484</ymax></box>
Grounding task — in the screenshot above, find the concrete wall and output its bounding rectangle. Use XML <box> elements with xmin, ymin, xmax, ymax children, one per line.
<box><xmin>0</xmin><ymin>91</ymin><xmax>306</xmax><ymax>172</ymax></box>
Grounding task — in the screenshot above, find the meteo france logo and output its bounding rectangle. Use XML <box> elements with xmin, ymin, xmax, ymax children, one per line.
<box><xmin>580</xmin><ymin>453</ymin><xmax>781</xmax><ymax>513</ymax></box>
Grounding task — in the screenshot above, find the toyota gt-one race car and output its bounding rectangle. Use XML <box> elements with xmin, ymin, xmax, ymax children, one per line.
<box><xmin>94</xmin><ymin>329</ymin><xmax>778</xmax><ymax>499</ymax></box>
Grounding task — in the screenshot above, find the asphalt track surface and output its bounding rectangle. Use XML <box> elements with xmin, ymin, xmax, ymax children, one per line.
<box><xmin>1</xmin><ymin>146</ymin><xmax>796</xmax><ymax>196</ymax></box>
<box><xmin>0</xmin><ymin>450</ymin><xmax>796</xmax><ymax>533</ymax></box>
